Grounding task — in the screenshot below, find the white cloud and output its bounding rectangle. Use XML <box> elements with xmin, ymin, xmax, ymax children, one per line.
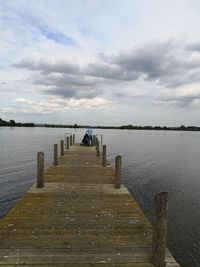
<box><xmin>0</xmin><ymin>96</ymin><xmax>114</xmax><ymax>114</ymax></box>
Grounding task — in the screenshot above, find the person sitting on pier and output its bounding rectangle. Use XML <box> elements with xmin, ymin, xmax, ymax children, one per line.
<box><xmin>81</xmin><ymin>133</ymin><xmax>90</xmax><ymax>146</ymax></box>
<box><xmin>86</xmin><ymin>127</ymin><xmax>93</xmax><ymax>146</ymax></box>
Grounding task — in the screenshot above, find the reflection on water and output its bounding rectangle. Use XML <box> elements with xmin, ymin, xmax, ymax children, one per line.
<box><xmin>1</xmin><ymin>127</ymin><xmax>200</xmax><ymax>267</ymax></box>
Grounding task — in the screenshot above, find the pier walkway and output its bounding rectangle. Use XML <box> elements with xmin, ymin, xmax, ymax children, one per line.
<box><xmin>0</xmin><ymin>143</ymin><xmax>180</xmax><ymax>266</ymax></box>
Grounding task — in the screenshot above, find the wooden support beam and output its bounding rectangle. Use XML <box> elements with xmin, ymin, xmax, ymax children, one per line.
<box><xmin>61</xmin><ymin>140</ymin><xmax>64</xmax><ymax>156</ymax></box>
<box><xmin>54</xmin><ymin>144</ymin><xmax>58</xmax><ymax>165</ymax></box>
<box><xmin>96</xmin><ymin>139</ymin><xmax>100</xmax><ymax>157</ymax></box>
<box><xmin>67</xmin><ymin>137</ymin><xmax>69</xmax><ymax>150</ymax></box>
<box><xmin>102</xmin><ymin>145</ymin><xmax>107</xmax><ymax>166</ymax></box>
<box><xmin>115</xmin><ymin>155</ymin><xmax>121</xmax><ymax>189</ymax></box>
<box><xmin>92</xmin><ymin>135</ymin><xmax>96</xmax><ymax>146</ymax></box>
<box><xmin>37</xmin><ymin>152</ymin><xmax>44</xmax><ymax>188</ymax></box>
<box><xmin>70</xmin><ymin>135</ymin><xmax>72</xmax><ymax>146</ymax></box>
<box><xmin>152</xmin><ymin>192</ymin><xmax>168</xmax><ymax>267</ymax></box>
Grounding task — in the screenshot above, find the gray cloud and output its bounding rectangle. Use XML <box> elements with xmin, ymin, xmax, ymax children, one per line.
<box><xmin>13</xmin><ymin>38</ymin><xmax>200</xmax><ymax>100</ymax></box>
<box><xmin>84</xmin><ymin>39</ymin><xmax>200</xmax><ymax>87</ymax></box>
<box><xmin>35</xmin><ymin>73</ymin><xmax>98</xmax><ymax>87</ymax></box>
<box><xmin>156</xmin><ymin>95</ymin><xmax>199</xmax><ymax>107</ymax></box>
<box><xmin>83</xmin><ymin>62</ymin><xmax>139</xmax><ymax>81</ymax></box>
<box><xmin>186</xmin><ymin>42</ymin><xmax>200</xmax><ymax>52</ymax></box>
<box><xmin>14</xmin><ymin>59</ymin><xmax>105</xmax><ymax>99</ymax></box>
<box><xmin>109</xmin><ymin>40</ymin><xmax>200</xmax><ymax>87</ymax></box>
<box><xmin>155</xmin><ymin>86</ymin><xmax>200</xmax><ymax>107</ymax></box>
<box><xmin>34</xmin><ymin>73</ymin><xmax>102</xmax><ymax>99</ymax></box>
<box><xmin>14</xmin><ymin>58</ymin><xmax>79</xmax><ymax>75</ymax></box>
<box><xmin>44</xmin><ymin>86</ymin><xmax>102</xmax><ymax>99</ymax></box>
<box><xmin>113</xmin><ymin>40</ymin><xmax>174</xmax><ymax>79</ymax></box>
<box><xmin>115</xmin><ymin>93</ymin><xmax>125</xmax><ymax>98</ymax></box>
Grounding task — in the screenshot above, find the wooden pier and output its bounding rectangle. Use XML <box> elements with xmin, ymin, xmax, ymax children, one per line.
<box><xmin>0</xmin><ymin>138</ymin><xmax>180</xmax><ymax>266</ymax></box>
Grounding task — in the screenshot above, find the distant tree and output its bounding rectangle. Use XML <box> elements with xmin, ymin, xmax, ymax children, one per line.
<box><xmin>0</xmin><ymin>118</ymin><xmax>7</xmax><ymax>126</ymax></box>
<box><xmin>9</xmin><ymin>119</ymin><xmax>16</xmax><ymax>126</ymax></box>
<box><xmin>154</xmin><ymin>126</ymin><xmax>162</xmax><ymax>130</ymax></box>
<box><xmin>23</xmin><ymin>123</ymin><xmax>35</xmax><ymax>127</ymax></box>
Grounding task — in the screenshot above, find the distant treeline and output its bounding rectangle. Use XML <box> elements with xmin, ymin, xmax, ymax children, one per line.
<box><xmin>1</xmin><ymin>119</ymin><xmax>199</xmax><ymax>130</ymax></box>
<box><xmin>0</xmin><ymin>118</ymin><xmax>35</xmax><ymax>127</ymax></box>
<box><xmin>118</xmin><ymin>125</ymin><xmax>200</xmax><ymax>131</ymax></box>
<box><xmin>44</xmin><ymin>124</ymin><xmax>123</xmax><ymax>129</ymax></box>
<box><xmin>44</xmin><ymin>124</ymin><xmax>79</xmax><ymax>128</ymax></box>
<box><xmin>44</xmin><ymin>124</ymin><xmax>200</xmax><ymax>131</ymax></box>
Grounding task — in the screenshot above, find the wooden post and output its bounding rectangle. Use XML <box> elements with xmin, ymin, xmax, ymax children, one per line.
<box><xmin>61</xmin><ymin>140</ymin><xmax>64</xmax><ymax>156</ymax></box>
<box><xmin>115</xmin><ymin>155</ymin><xmax>121</xmax><ymax>188</ymax></box>
<box><xmin>54</xmin><ymin>144</ymin><xmax>58</xmax><ymax>165</ymax></box>
<box><xmin>37</xmin><ymin>152</ymin><xmax>44</xmax><ymax>188</ymax></box>
<box><xmin>100</xmin><ymin>134</ymin><xmax>103</xmax><ymax>147</ymax></box>
<box><xmin>67</xmin><ymin>137</ymin><xmax>69</xmax><ymax>150</ymax></box>
<box><xmin>73</xmin><ymin>134</ymin><xmax>75</xmax><ymax>144</ymax></box>
<box><xmin>95</xmin><ymin>138</ymin><xmax>98</xmax><ymax>150</ymax></box>
<box><xmin>96</xmin><ymin>139</ymin><xmax>100</xmax><ymax>157</ymax></box>
<box><xmin>152</xmin><ymin>192</ymin><xmax>168</xmax><ymax>267</ymax></box>
<box><xmin>65</xmin><ymin>134</ymin><xmax>67</xmax><ymax>148</ymax></box>
<box><xmin>102</xmin><ymin>145</ymin><xmax>106</xmax><ymax>166</ymax></box>
<box><xmin>70</xmin><ymin>135</ymin><xmax>72</xmax><ymax>146</ymax></box>
<box><xmin>93</xmin><ymin>135</ymin><xmax>96</xmax><ymax>146</ymax></box>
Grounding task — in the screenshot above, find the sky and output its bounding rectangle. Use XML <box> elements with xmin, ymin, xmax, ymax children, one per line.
<box><xmin>1</xmin><ymin>0</ymin><xmax>200</xmax><ymax>126</ymax></box>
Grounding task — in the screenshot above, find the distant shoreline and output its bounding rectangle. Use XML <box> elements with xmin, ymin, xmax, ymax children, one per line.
<box><xmin>42</xmin><ymin>124</ymin><xmax>200</xmax><ymax>131</ymax></box>
<box><xmin>0</xmin><ymin>118</ymin><xmax>35</xmax><ymax>127</ymax></box>
<box><xmin>1</xmin><ymin>118</ymin><xmax>200</xmax><ymax>131</ymax></box>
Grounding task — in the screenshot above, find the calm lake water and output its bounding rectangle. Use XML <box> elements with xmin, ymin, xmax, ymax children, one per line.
<box><xmin>1</xmin><ymin>127</ymin><xmax>200</xmax><ymax>267</ymax></box>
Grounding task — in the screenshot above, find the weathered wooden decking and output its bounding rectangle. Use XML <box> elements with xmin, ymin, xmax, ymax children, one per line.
<box><xmin>0</xmin><ymin>144</ymin><xmax>180</xmax><ymax>266</ymax></box>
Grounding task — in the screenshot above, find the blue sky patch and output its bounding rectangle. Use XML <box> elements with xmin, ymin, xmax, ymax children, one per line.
<box><xmin>42</xmin><ymin>29</ymin><xmax>75</xmax><ymax>45</ymax></box>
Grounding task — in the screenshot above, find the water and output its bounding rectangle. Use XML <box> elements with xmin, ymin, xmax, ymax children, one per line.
<box><xmin>1</xmin><ymin>127</ymin><xmax>200</xmax><ymax>266</ymax></box>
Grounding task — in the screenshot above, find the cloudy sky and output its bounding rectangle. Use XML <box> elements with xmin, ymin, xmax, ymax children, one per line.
<box><xmin>1</xmin><ymin>0</ymin><xmax>200</xmax><ymax>126</ymax></box>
